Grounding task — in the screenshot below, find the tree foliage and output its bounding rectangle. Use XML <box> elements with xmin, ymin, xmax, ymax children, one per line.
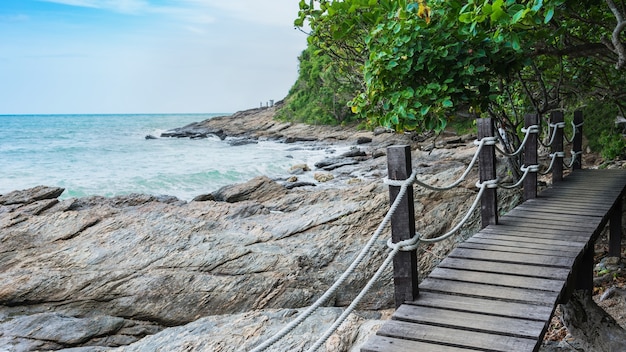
<box><xmin>288</xmin><ymin>0</ymin><xmax>625</xmax><ymax>155</ymax></box>
<box><xmin>276</xmin><ymin>46</ymin><xmax>358</xmax><ymax>124</ymax></box>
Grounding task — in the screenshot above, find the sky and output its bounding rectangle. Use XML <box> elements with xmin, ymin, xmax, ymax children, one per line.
<box><xmin>0</xmin><ymin>0</ymin><xmax>308</xmax><ymax>114</ymax></box>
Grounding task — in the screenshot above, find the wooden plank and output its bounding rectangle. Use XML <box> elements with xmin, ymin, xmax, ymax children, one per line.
<box><xmin>448</xmin><ymin>247</ymin><xmax>575</xmax><ymax>268</ymax></box>
<box><xmin>437</xmin><ymin>257</ymin><xmax>571</xmax><ymax>280</ymax></box>
<box><xmin>428</xmin><ymin>267</ymin><xmax>565</xmax><ymax>292</ymax></box>
<box><xmin>506</xmin><ymin>208</ymin><xmax>604</xmax><ymax>222</ymax></box>
<box><xmin>465</xmin><ymin>236</ymin><xmax>581</xmax><ymax>253</ymax></box>
<box><xmin>405</xmin><ymin>291</ymin><xmax>554</xmax><ymax>321</ymax></box>
<box><xmin>472</xmin><ymin>231</ymin><xmax>584</xmax><ymax>248</ymax></box>
<box><xmin>360</xmin><ymin>335</ymin><xmax>478</xmax><ymax>352</ymax></box>
<box><xmin>478</xmin><ymin>227</ymin><xmax>590</xmax><ymax>242</ymax></box>
<box><xmin>420</xmin><ymin>278</ymin><xmax>559</xmax><ymax>306</ymax></box>
<box><xmin>515</xmin><ymin>202</ymin><xmax>604</xmax><ymax>218</ymax></box>
<box><xmin>393</xmin><ymin>305</ymin><xmax>547</xmax><ymax>339</ymax></box>
<box><xmin>486</xmin><ymin>220</ymin><xmax>594</xmax><ymax>235</ymax></box>
<box><xmin>516</xmin><ymin>202</ymin><xmax>612</xmax><ymax>217</ymax></box>
<box><xmin>498</xmin><ymin>217</ymin><xmax>598</xmax><ymax>231</ymax></box>
<box><xmin>459</xmin><ymin>240</ymin><xmax>578</xmax><ymax>257</ymax></box>
<box><xmin>377</xmin><ymin>319</ymin><xmax>539</xmax><ymax>351</ymax></box>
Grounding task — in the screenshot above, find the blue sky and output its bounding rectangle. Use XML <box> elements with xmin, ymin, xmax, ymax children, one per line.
<box><xmin>0</xmin><ymin>1</ymin><xmax>307</xmax><ymax>114</ymax></box>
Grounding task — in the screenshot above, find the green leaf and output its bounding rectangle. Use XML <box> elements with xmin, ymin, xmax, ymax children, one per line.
<box><xmin>442</xmin><ymin>99</ymin><xmax>454</xmax><ymax>108</ymax></box>
<box><xmin>544</xmin><ymin>7</ymin><xmax>555</xmax><ymax>23</ymax></box>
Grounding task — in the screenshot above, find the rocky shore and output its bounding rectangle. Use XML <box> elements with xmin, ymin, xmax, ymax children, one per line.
<box><xmin>1</xmin><ymin>105</ymin><xmax>623</xmax><ymax>351</ymax></box>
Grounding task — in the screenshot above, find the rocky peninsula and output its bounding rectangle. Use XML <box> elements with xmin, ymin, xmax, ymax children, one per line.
<box><xmin>1</xmin><ymin>105</ymin><xmax>623</xmax><ymax>351</ymax></box>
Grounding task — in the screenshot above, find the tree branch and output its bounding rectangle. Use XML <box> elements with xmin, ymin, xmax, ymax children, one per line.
<box><xmin>606</xmin><ymin>0</ymin><xmax>626</xmax><ymax>69</ymax></box>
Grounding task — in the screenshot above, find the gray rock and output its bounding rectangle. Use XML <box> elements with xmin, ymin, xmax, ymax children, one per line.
<box><xmin>0</xmin><ymin>186</ymin><xmax>64</xmax><ymax>205</ymax></box>
<box><xmin>228</xmin><ymin>138</ymin><xmax>259</xmax><ymax>146</ymax></box>
<box><xmin>211</xmin><ymin>176</ymin><xmax>287</xmax><ymax>203</ymax></box>
<box><xmin>356</xmin><ymin>137</ymin><xmax>372</xmax><ymax>144</ymax></box>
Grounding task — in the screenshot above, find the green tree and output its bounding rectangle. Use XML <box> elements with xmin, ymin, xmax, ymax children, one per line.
<box><xmin>292</xmin><ymin>0</ymin><xmax>625</xmax><ymax>156</ymax></box>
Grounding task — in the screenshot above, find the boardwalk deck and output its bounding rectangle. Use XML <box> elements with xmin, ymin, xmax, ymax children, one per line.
<box><xmin>361</xmin><ymin>169</ymin><xmax>626</xmax><ymax>352</ymax></box>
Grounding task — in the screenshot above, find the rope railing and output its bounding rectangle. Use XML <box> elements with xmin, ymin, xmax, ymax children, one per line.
<box><xmin>565</xmin><ymin>120</ymin><xmax>584</xmax><ymax>143</ymax></box>
<box><xmin>494</xmin><ymin>125</ymin><xmax>539</xmax><ymax>157</ymax></box>
<box><xmin>249</xmin><ymin>169</ymin><xmax>417</xmax><ymax>352</ymax></box>
<box><xmin>248</xmin><ymin>111</ymin><xmax>585</xmax><ymax>351</ymax></box>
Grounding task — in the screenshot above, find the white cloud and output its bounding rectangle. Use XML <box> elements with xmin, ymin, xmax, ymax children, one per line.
<box><xmin>40</xmin><ymin>0</ymin><xmax>299</xmax><ymax>27</ymax></box>
<box><xmin>40</xmin><ymin>0</ymin><xmax>149</xmax><ymax>14</ymax></box>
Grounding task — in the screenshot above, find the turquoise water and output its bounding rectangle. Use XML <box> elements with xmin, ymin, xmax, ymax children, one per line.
<box><xmin>0</xmin><ymin>114</ymin><xmax>336</xmax><ymax>201</ymax></box>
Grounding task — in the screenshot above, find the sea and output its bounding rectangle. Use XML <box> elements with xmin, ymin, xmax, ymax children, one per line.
<box><xmin>0</xmin><ymin>113</ymin><xmax>341</xmax><ymax>201</ymax></box>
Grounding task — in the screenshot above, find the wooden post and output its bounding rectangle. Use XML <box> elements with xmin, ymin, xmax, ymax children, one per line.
<box><xmin>576</xmin><ymin>243</ymin><xmax>595</xmax><ymax>292</ymax></box>
<box><xmin>523</xmin><ymin>114</ymin><xmax>538</xmax><ymax>201</ymax></box>
<box><xmin>478</xmin><ymin>118</ymin><xmax>498</xmax><ymax>228</ymax></box>
<box><xmin>609</xmin><ymin>197</ymin><xmax>623</xmax><ymax>258</ymax></box>
<box><xmin>551</xmin><ymin>111</ymin><xmax>564</xmax><ymax>182</ymax></box>
<box><xmin>387</xmin><ymin>145</ymin><xmax>419</xmax><ymax>308</ymax></box>
<box><xmin>573</xmin><ymin>110</ymin><xmax>584</xmax><ymax>170</ymax></box>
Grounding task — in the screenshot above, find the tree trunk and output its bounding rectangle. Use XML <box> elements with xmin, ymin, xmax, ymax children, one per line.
<box><xmin>560</xmin><ymin>290</ymin><xmax>626</xmax><ymax>351</ymax></box>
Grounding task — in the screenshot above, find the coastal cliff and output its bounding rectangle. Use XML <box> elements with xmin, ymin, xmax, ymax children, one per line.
<box><xmin>0</xmin><ymin>106</ymin><xmax>570</xmax><ymax>351</ymax></box>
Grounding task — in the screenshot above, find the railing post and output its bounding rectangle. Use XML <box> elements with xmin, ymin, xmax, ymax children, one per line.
<box><xmin>477</xmin><ymin>118</ymin><xmax>498</xmax><ymax>228</ymax></box>
<box><xmin>550</xmin><ymin>111</ymin><xmax>564</xmax><ymax>182</ymax></box>
<box><xmin>576</xmin><ymin>243</ymin><xmax>594</xmax><ymax>293</ymax></box>
<box><xmin>387</xmin><ymin>145</ymin><xmax>419</xmax><ymax>308</ymax></box>
<box><xmin>573</xmin><ymin>110</ymin><xmax>584</xmax><ymax>170</ymax></box>
<box><xmin>609</xmin><ymin>196</ymin><xmax>623</xmax><ymax>258</ymax></box>
<box><xmin>524</xmin><ymin>114</ymin><xmax>539</xmax><ymax>200</ymax></box>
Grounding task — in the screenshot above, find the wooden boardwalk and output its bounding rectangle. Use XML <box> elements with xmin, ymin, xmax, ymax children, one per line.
<box><xmin>362</xmin><ymin>169</ymin><xmax>626</xmax><ymax>352</ymax></box>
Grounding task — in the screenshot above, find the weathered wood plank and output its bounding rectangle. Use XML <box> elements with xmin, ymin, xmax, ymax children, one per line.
<box><xmin>360</xmin><ymin>335</ymin><xmax>478</xmax><ymax>352</ymax></box>
<box><xmin>465</xmin><ymin>236</ymin><xmax>581</xmax><ymax>253</ymax></box>
<box><xmin>486</xmin><ymin>220</ymin><xmax>595</xmax><ymax>234</ymax></box>
<box><xmin>515</xmin><ymin>202</ymin><xmax>612</xmax><ymax>217</ymax></box>
<box><xmin>448</xmin><ymin>247</ymin><xmax>575</xmax><ymax>268</ymax></box>
<box><xmin>405</xmin><ymin>291</ymin><xmax>554</xmax><ymax>321</ymax></box>
<box><xmin>459</xmin><ymin>240</ymin><xmax>578</xmax><ymax>257</ymax></box>
<box><xmin>478</xmin><ymin>226</ymin><xmax>590</xmax><ymax>242</ymax></box>
<box><xmin>436</xmin><ymin>257</ymin><xmax>571</xmax><ymax>280</ymax></box>
<box><xmin>506</xmin><ymin>208</ymin><xmax>604</xmax><ymax>222</ymax></box>
<box><xmin>497</xmin><ymin>217</ymin><xmax>598</xmax><ymax>232</ymax></box>
<box><xmin>428</xmin><ymin>267</ymin><xmax>565</xmax><ymax>292</ymax></box>
<box><xmin>420</xmin><ymin>278</ymin><xmax>559</xmax><ymax>306</ymax></box>
<box><xmin>471</xmin><ymin>231</ymin><xmax>583</xmax><ymax>248</ymax></box>
<box><xmin>393</xmin><ymin>304</ymin><xmax>547</xmax><ymax>339</ymax></box>
<box><xmin>377</xmin><ymin>320</ymin><xmax>539</xmax><ymax>351</ymax></box>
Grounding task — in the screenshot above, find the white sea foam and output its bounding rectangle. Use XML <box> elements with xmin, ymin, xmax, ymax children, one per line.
<box><xmin>0</xmin><ymin>114</ymin><xmax>346</xmax><ymax>201</ymax></box>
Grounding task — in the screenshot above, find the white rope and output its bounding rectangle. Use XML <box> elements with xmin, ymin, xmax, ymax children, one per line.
<box><xmin>494</xmin><ymin>125</ymin><xmax>539</xmax><ymax>157</ymax></box>
<box><xmin>418</xmin><ymin>179</ymin><xmax>495</xmax><ymax>244</ymax></box>
<box><xmin>498</xmin><ymin>165</ymin><xmax>538</xmax><ymax>189</ymax></box>
<box><xmin>385</xmin><ymin>137</ymin><xmax>496</xmax><ymax>192</ymax></box>
<box><xmin>305</xmin><ymin>233</ymin><xmax>420</xmax><ymax>352</ymax></box>
<box><xmin>249</xmin><ymin>170</ymin><xmax>418</xmax><ymax>352</ymax></box>
<box><xmin>539</xmin><ymin>121</ymin><xmax>565</xmax><ymax>148</ymax></box>
<box><xmin>565</xmin><ymin>120</ymin><xmax>584</xmax><ymax>143</ymax></box>
<box><xmin>564</xmin><ymin>150</ymin><xmax>583</xmax><ymax>169</ymax></box>
<box><xmin>539</xmin><ymin>152</ymin><xmax>565</xmax><ymax>175</ymax></box>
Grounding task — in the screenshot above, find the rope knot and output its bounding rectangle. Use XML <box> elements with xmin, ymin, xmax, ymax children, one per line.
<box><xmin>549</xmin><ymin>122</ymin><xmax>566</xmax><ymax>129</ymax></box>
<box><xmin>520</xmin><ymin>125</ymin><xmax>540</xmax><ymax>134</ymax></box>
<box><xmin>473</xmin><ymin>136</ymin><xmax>498</xmax><ymax>147</ymax></box>
<box><xmin>476</xmin><ymin>178</ymin><xmax>499</xmax><ymax>189</ymax></box>
<box><xmin>521</xmin><ymin>164</ymin><xmax>540</xmax><ymax>173</ymax></box>
<box><xmin>387</xmin><ymin>234</ymin><xmax>421</xmax><ymax>252</ymax></box>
